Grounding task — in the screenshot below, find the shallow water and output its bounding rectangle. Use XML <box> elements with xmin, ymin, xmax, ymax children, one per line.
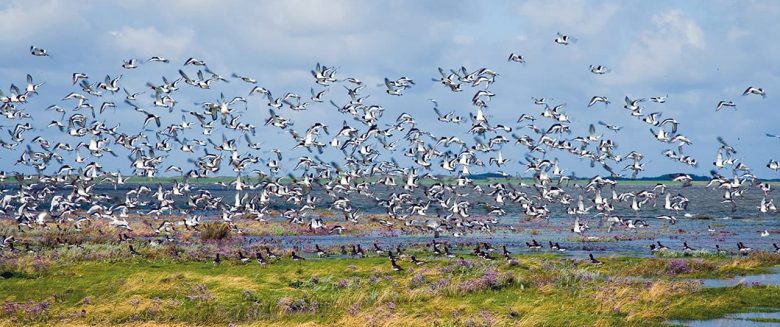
<box><xmin>671</xmin><ymin>311</ymin><xmax>780</xmax><ymax>326</ymax></box>
<box><xmin>700</xmin><ymin>268</ymin><xmax>780</xmax><ymax>288</ymax></box>
<box><xmin>6</xmin><ymin>183</ymin><xmax>780</xmax><ymax>256</ymax></box>
<box><xmin>232</xmin><ymin>184</ymin><xmax>780</xmax><ymax>256</ymax></box>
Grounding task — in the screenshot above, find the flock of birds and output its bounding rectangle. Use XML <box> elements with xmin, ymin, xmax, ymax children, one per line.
<box><xmin>0</xmin><ymin>34</ymin><xmax>778</xmax><ymax>269</ymax></box>
<box><xmin>202</xmin><ymin>235</ymin><xmax>780</xmax><ymax>270</ymax></box>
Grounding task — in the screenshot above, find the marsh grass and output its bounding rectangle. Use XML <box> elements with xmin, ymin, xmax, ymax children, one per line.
<box><xmin>1</xmin><ymin>216</ymin><xmax>778</xmax><ymax>326</ymax></box>
<box><xmin>0</xmin><ymin>252</ymin><xmax>779</xmax><ymax>326</ymax></box>
<box><xmin>200</xmin><ymin>222</ymin><xmax>231</xmax><ymax>241</ymax></box>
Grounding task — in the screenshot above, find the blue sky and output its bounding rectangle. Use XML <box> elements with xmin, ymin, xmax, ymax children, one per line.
<box><xmin>1</xmin><ymin>0</ymin><xmax>779</xmax><ymax>178</ymax></box>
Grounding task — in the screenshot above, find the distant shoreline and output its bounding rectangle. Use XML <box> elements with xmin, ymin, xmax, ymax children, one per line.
<box><xmin>2</xmin><ymin>175</ymin><xmax>778</xmax><ymax>186</ymax></box>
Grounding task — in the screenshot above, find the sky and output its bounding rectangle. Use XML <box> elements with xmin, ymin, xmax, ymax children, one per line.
<box><xmin>1</xmin><ymin>0</ymin><xmax>779</xmax><ymax>178</ymax></box>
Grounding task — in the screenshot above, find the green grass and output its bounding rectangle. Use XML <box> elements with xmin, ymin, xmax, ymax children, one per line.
<box><xmin>2</xmin><ymin>253</ymin><xmax>780</xmax><ymax>326</ymax></box>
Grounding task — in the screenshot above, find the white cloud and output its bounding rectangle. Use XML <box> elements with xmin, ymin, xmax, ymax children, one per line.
<box><xmin>258</xmin><ymin>1</ymin><xmax>370</xmax><ymax>35</ymax></box>
<box><xmin>607</xmin><ymin>10</ymin><xmax>706</xmax><ymax>85</ymax></box>
<box><xmin>107</xmin><ymin>26</ymin><xmax>194</xmax><ymax>58</ymax></box>
<box><xmin>453</xmin><ymin>35</ymin><xmax>475</xmax><ymax>46</ymax></box>
<box><xmin>726</xmin><ymin>26</ymin><xmax>750</xmax><ymax>42</ymax></box>
<box><xmin>516</xmin><ymin>0</ymin><xmax>619</xmax><ymax>36</ymax></box>
<box><xmin>0</xmin><ymin>0</ymin><xmax>86</xmax><ymax>42</ymax></box>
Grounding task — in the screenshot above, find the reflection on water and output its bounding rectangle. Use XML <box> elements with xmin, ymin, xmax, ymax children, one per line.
<box><xmin>672</xmin><ymin>311</ymin><xmax>780</xmax><ymax>326</ymax></box>
<box><xmin>700</xmin><ymin>268</ymin><xmax>780</xmax><ymax>288</ymax></box>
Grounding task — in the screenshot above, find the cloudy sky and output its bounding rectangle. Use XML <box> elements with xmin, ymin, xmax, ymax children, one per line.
<box><xmin>1</xmin><ymin>0</ymin><xmax>779</xmax><ymax>178</ymax></box>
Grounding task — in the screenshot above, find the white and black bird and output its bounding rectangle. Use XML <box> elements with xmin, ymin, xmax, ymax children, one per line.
<box><xmin>554</xmin><ymin>32</ymin><xmax>575</xmax><ymax>45</ymax></box>
<box><xmin>146</xmin><ymin>56</ymin><xmax>170</xmax><ymax>63</ymax></box>
<box><xmin>716</xmin><ymin>100</ymin><xmax>736</xmax><ymax>112</ymax></box>
<box><xmin>650</xmin><ymin>95</ymin><xmax>668</xmax><ymax>103</ymax></box>
<box><xmin>507</xmin><ymin>53</ymin><xmax>526</xmax><ymax>63</ymax></box>
<box><xmin>121</xmin><ymin>59</ymin><xmax>139</xmax><ymax>69</ymax></box>
<box><xmin>30</xmin><ymin>46</ymin><xmax>50</xmax><ymax>57</ymax></box>
<box><xmin>588</xmin><ymin>96</ymin><xmax>610</xmax><ymax>107</ymax></box>
<box><xmin>589</xmin><ymin>65</ymin><xmax>610</xmax><ymax>75</ymax></box>
<box><xmin>184</xmin><ymin>57</ymin><xmax>207</xmax><ymax>66</ymax></box>
<box><xmin>742</xmin><ymin>86</ymin><xmax>766</xmax><ymax>98</ymax></box>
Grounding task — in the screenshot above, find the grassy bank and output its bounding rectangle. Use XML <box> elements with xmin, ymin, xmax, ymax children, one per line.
<box><xmin>1</xmin><ymin>251</ymin><xmax>779</xmax><ymax>326</ymax></box>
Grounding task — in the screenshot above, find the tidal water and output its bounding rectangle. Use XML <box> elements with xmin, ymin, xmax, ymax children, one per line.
<box><xmin>57</xmin><ymin>183</ymin><xmax>780</xmax><ymax>257</ymax></box>
<box><xmin>671</xmin><ymin>311</ymin><xmax>780</xmax><ymax>327</ymax></box>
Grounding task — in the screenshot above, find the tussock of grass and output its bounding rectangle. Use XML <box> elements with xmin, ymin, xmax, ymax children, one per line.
<box><xmin>199</xmin><ymin>222</ymin><xmax>231</xmax><ymax>241</ymax></box>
